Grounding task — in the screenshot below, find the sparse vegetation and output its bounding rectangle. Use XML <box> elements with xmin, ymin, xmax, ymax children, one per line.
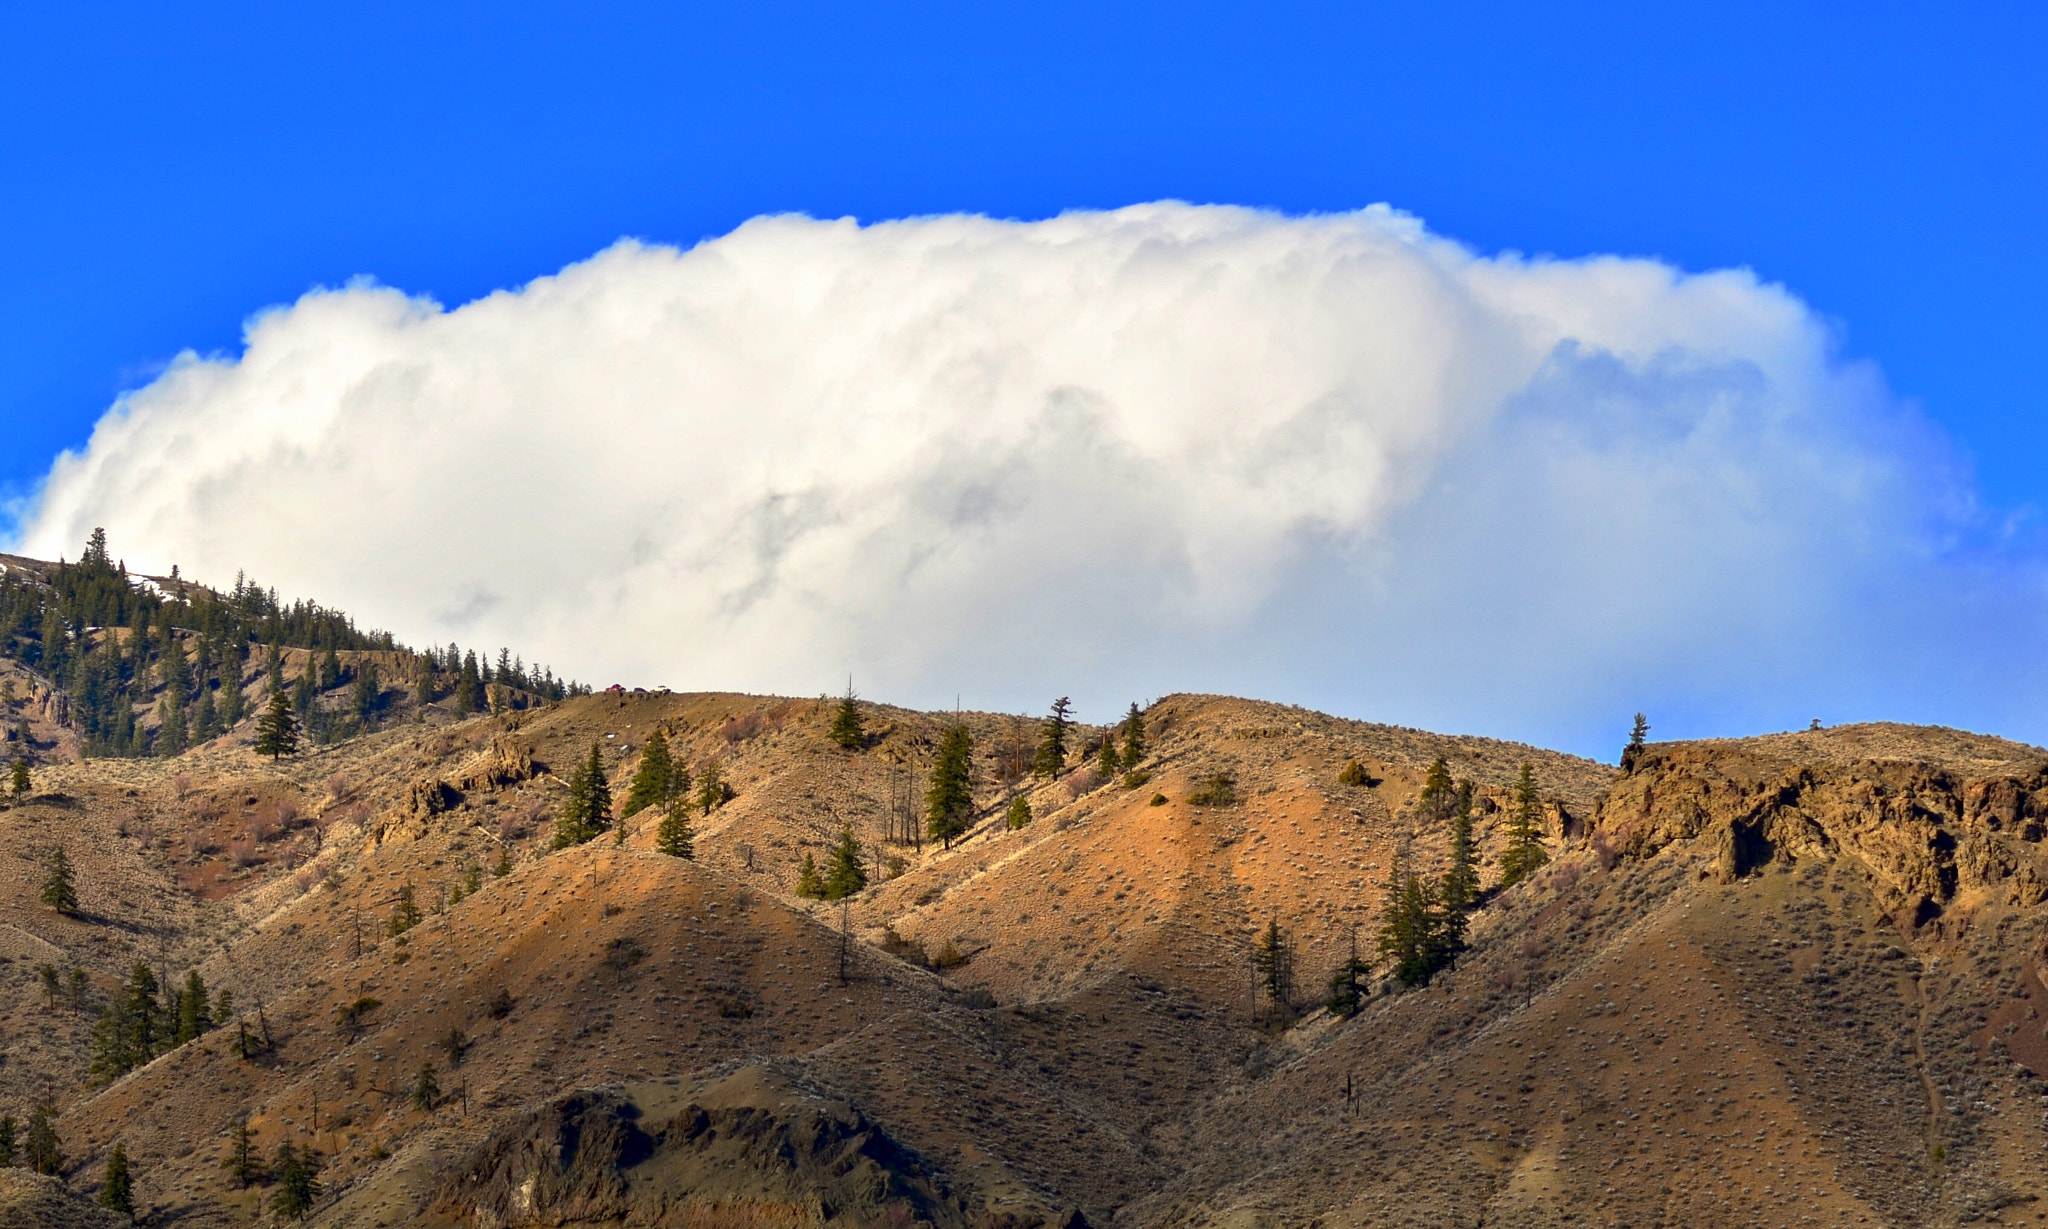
<box><xmin>1188</xmin><ymin>771</ymin><xmax>1237</xmax><ymax>806</ymax></box>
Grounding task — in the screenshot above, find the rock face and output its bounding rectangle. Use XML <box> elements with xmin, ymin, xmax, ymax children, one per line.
<box><xmin>433</xmin><ymin>1072</ymin><xmax>970</xmax><ymax>1228</ymax></box>
<box><xmin>1599</xmin><ymin>728</ymin><xmax>2048</xmax><ymax>927</ymax></box>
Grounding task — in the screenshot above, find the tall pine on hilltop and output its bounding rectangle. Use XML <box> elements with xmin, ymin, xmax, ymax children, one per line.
<box><xmin>830</xmin><ymin>680</ymin><xmax>865</xmax><ymax>749</ymax></box>
<box><xmin>1033</xmin><ymin>698</ymin><xmax>1072</xmax><ymax>777</ymax></box>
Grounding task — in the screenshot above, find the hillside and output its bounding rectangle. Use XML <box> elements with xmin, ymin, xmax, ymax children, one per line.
<box><xmin>0</xmin><ymin>548</ymin><xmax>2045</xmax><ymax>1225</ymax></box>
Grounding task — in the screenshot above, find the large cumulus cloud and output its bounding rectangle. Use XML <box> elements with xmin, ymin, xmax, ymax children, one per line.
<box><xmin>13</xmin><ymin>203</ymin><xmax>2043</xmax><ymax>754</ymax></box>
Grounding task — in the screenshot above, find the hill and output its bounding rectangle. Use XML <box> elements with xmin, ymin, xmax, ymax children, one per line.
<box><xmin>0</xmin><ymin>546</ymin><xmax>2046</xmax><ymax>1225</ymax></box>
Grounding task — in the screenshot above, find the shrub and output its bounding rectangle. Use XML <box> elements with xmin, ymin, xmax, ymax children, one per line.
<box><xmin>1149</xmin><ymin>793</ymin><xmax>1168</xmax><ymax>807</ymax></box>
<box><xmin>1188</xmin><ymin>772</ymin><xmax>1238</xmax><ymax>807</ymax></box>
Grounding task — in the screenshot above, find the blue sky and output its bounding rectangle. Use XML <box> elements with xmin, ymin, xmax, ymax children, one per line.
<box><xmin>4</xmin><ymin>2</ymin><xmax>2041</xmax><ymax>507</ymax></box>
<box><xmin>4</xmin><ymin>3</ymin><xmax>2045</xmax><ymax>754</ymax></box>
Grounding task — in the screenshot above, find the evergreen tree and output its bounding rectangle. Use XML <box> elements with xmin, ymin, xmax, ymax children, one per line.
<box><xmin>223</xmin><ymin>1119</ymin><xmax>260</xmax><ymax>1187</ymax></box>
<box><xmin>176</xmin><ymin>969</ymin><xmax>209</xmax><ymax>1044</ymax></box>
<box><xmin>796</xmin><ymin>852</ymin><xmax>825</xmax><ymax>899</ymax></box>
<box><xmin>1005</xmin><ymin>795</ymin><xmax>1031</xmax><ymax>829</ymax></box>
<box><xmin>101</xmin><ymin>1141</ymin><xmax>133</xmax><ymax>1216</ymax></box>
<box><xmin>253</xmin><ymin>691</ymin><xmax>300</xmax><ymax>760</ymax></box>
<box><xmin>694</xmin><ymin>761</ymin><xmax>726</xmax><ymax>816</ymax></box>
<box><xmin>8</xmin><ymin>758</ymin><xmax>27</xmax><ymax>800</ymax></box>
<box><xmin>123</xmin><ymin>962</ymin><xmax>161</xmax><ymax>1058</ymax></box>
<box><xmin>36</xmin><ymin>963</ymin><xmax>58</xmax><ymax>1010</ymax></box>
<box><xmin>0</xmin><ymin>1116</ymin><xmax>14</xmax><ymax>1166</ymax></box>
<box><xmin>1375</xmin><ymin>851</ymin><xmax>1447</xmax><ymax>988</ymax></box>
<box><xmin>89</xmin><ymin>996</ymin><xmax>137</xmax><ymax>1083</ymax></box>
<box><xmin>553</xmin><ymin>742</ymin><xmax>612</xmax><ymax>847</ymax></box>
<box><xmin>412</xmin><ymin>1061</ymin><xmax>441</xmax><ymax>1110</ymax></box>
<box><xmin>829</xmin><ymin>681</ymin><xmax>864</xmax><ymax>750</ymax></box>
<box><xmin>1033</xmin><ymin>698</ymin><xmax>1073</xmax><ymax>777</ymax></box>
<box><xmin>191</xmin><ymin>684</ymin><xmax>220</xmax><ymax>744</ymax></box>
<box><xmin>1121</xmin><ymin>702</ymin><xmax>1146</xmax><ymax>764</ymax></box>
<box><xmin>654</xmin><ymin>805</ymin><xmax>694</xmax><ymax>859</ymax></box>
<box><xmin>1254</xmin><ymin>918</ymin><xmax>1295</xmax><ymax>1015</ymax></box>
<box><xmin>622</xmin><ymin>730</ymin><xmax>673</xmax><ymax>818</ymax></box>
<box><xmin>414</xmin><ymin>656</ymin><xmax>436</xmax><ymax>706</ymax></box>
<box><xmin>352</xmin><ymin>660</ymin><xmax>380</xmax><ymax>723</ymax></box>
<box><xmin>388</xmin><ymin>883</ymin><xmax>422</xmax><ymax>936</ymax></box>
<box><xmin>157</xmin><ymin>633</ymin><xmax>190</xmax><ymax>755</ymax></box>
<box><xmin>318</xmin><ymin>646</ymin><xmax>342</xmax><ymax>691</ymax></box>
<box><xmin>1621</xmin><ymin>712</ymin><xmax>1650</xmax><ymax>772</ymax></box>
<box><xmin>23</xmin><ymin>1105</ymin><xmax>59</xmax><ymax>1176</ymax></box>
<box><xmin>218</xmin><ymin>646</ymin><xmax>246</xmax><ymax>727</ymax></box>
<box><xmin>824</xmin><ymin>825</ymin><xmax>867</xmax><ymax>900</ymax></box>
<box><xmin>1326</xmin><ymin>927</ymin><xmax>1369</xmax><ymax>1018</ymax></box>
<box><xmin>291</xmin><ymin>670</ymin><xmax>315</xmax><ymax>719</ymax></box>
<box><xmin>1436</xmin><ymin>780</ymin><xmax>1480</xmax><ymax>962</ymax></box>
<box><xmin>457</xmin><ymin>651</ymin><xmax>483</xmax><ymax>712</ymax></box>
<box><xmin>269</xmin><ymin>1142</ymin><xmax>320</xmax><ymax>1219</ymax></box>
<box><xmin>1417</xmin><ymin>756</ymin><xmax>1456</xmax><ymax>824</ymax></box>
<box><xmin>40</xmin><ymin>846</ymin><xmax>77</xmax><ymax>914</ymax></box>
<box><xmin>925</xmin><ymin>723</ymin><xmax>975</xmax><ymax>848</ymax></box>
<box><xmin>1096</xmin><ymin>735</ymin><xmax>1121</xmax><ymax>779</ymax></box>
<box><xmin>493</xmin><ymin>845</ymin><xmax>513</xmax><ymax>877</ymax></box>
<box><xmin>1499</xmin><ymin>763</ymin><xmax>1550</xmax><ymax>887</ymax></box>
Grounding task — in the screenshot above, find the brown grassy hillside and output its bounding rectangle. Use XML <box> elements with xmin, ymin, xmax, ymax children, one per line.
<box><xmin>2</xmin><ymin>649</ymin><xmax>2046</xmax><ymax>1228</ymax></box>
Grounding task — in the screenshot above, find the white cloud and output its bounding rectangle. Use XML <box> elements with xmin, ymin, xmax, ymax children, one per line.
<box><xmin>15</xmin><ymin>203</ymin><xmax>2043</xmax><ymax>755</ymax></box>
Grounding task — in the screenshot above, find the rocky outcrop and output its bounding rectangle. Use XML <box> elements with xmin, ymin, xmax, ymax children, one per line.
<box><xmin>458</xmin><ymin>735</ymin><xmax>542</xmax><ymax>792</ymax></box>
<box><xmin>434</xmin><ymin>1073</ymin><xmax>971</xmax><ymax>1228</ymax></box>
<box><xmin>1598</xmin><ymin>733</ymin><xmax>2048</xmax><ymax>927</ymax></box>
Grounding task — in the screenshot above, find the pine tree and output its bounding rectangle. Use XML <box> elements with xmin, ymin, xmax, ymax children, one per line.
<box><xmin>223</xmin><ymin>1119</ymin><xmax>260</xmax><ymax>1187</ymax></box>
<box><xmin>36</xmin><ymin>962</ymin><xmax>58</xmax><ymax>1010</ymax></box>
<box><xmin>796</xmin><ymin>852</ymin><xmax>825</xmax><ymax>899</ymax></box>
<box><xmin>23</xmin><ymin>1105</ymin><xmax>60</xmax><ymax>1175</ymax></box>
<box><xmin>218</xmin><ymin>647</ymin><xmax>246</xmax><ymax>726</ymax></box>
<box><xmin>157</xmin><ymin>633</ymin><xmax>190</xmax><ymax>755</ymax></box>
<box><xmin>388</xmin><ymin>883</ymin><xmax>422</xmax><ymax>936</ymax></box>
<box><xmin>1121</xmin><ymin>702</ymin><xmax>1146</xmax><ymax>765</ymax></box>
<box><xmin>694</xmin><ymin>761</ymin><xmax>726</xmax><ymax>816</ymax></box>
<box><xmin>412</xmin><ymin>1061</ymin><xmax>441</xmax><ymax>1110</ymax></box>
<box><xmin>269</xmin><ymin>1142</ymin><xmax>320</xmax><ymax>1219</ymax></box>
<box><xmin>414</xmin><ymin>656</ymin><xmax>436</xmax><ymax>706</ymax></box>
<box><xmin>1096</xmin><ymin>736</ymin><xmax>1121</xmax><ymax>779</ymax></box>
<box><xmin>654</xmin><ymin>805</ymin><xmax>695</xmax><ymax>859</ymax></box>
<box><xmin>176</xmin><ymin>969</ymin><xmax>209</xmax><ymax>1044</ymax></box>
<box><xmin>318</xmin><ymin>646</ymin><xmax>342</xmax><ymax>691</ymax></box>
<box><xmin>493</xmin><ymin>845</ymin><xmax>513</xmax><ymax>878</ymax></box>
<box><xmin>1033</xmin><ymin>698</ymin><xmax>1073</xmax><ymax>777</ymax></box>
<box><xmin>40</xmin><ymin>846</ymin><xmax>77</xmax><ymax>914</ymax></box>
<box><xmin>1005</xmin><ymin>795</ymin><xmax>1031</xmax><ymax>829</ymax></box>
<box><xmin>1499</xmin><ymin>763</ymin><xmax>1550</xmax><ymax>888</ymax></box>
<box><xmin>101</xmin><ymin>1141</ymin><xmax>133</xmax><ymax>1216</ymax></box>
<box><xmin>0</xmin><ymin>1116</ymin><xmax>14</xmax><ymax>1166</ymax></box>
<box><xmin>824</xmin><ymin>825</ymin><xmax>867</xmax><ymax>900</ymax></box>
<box><xmin>925</xmin><ymin>723</ymin><xmax>975</xmax><ymax>849</ymax></box>
<box><xmin>622</xmin><ymin>730</ymin><xmax>673</xmax><ymax>818</ymax></box>
<box><xmin>1621</xmin><ymin>712</ymin><xmax>1650</xmax><ymax>772</ymax></box>
<box><xmin>123</xmin><ymin>962</ymin><xmax>161</xmax><ymax>1058</ymax></box>
<box><xmin>254</xmin><ymin>691</ymin><xmax>299</xmax><ymax>760</ymax></box>
<box><xmin>352</xmin><ymin>660</ymin><xmax>381</xmax><ymax>723</ymax></box>
<box><xmin>1417</xmin><ymin>756</ymin><xmax>1456</xmax><ymax>824</ymax></box>
<box><xmin>1436</xmin><ymin>780</ymin><xmax>1479</xmax><ymax>961</ymax></box>
<box><xmin>829</xmin><ymin>681</ymin><xmax>864</xmax><ymax>750</ymax></box>
<box><xmin>553</xmin><ymin>743</ymin><xmax>612</xmax><ymax>847</ymax></box>
<box><xmin>1326</xmin><ymin>926</ymin><xmax>1369</xmax><ymax>1018</ymax></box>
<box><xmin>89</xmin><ymin>996</ymin><xmax>137</xmax><ymax>1083</ymax></box>
<box><xmin>8</xmin><ymin>758</ymin><xmax>27</xmax><ymax>800</ymax></box>
<box><xmin>1254</xmin><ymin>919</ymin><xmax>1295</xmax><ymax>1016</ymax></box>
